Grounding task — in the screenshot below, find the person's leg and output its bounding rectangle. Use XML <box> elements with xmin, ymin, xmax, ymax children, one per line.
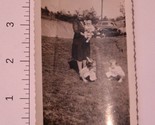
<box><xmin>82</xmin><ymin>60</ymin><xmax>87</xmax><ymax>68</ymax></box>
<box><xmin>86</xmin><ymin>37</ymin><xmax>91</xmax><ymax>43</ymax></box>
<box><xmin>77</xmin><ymin>60</ymin><xmax>82</xmax><ymax>74</ymax></box>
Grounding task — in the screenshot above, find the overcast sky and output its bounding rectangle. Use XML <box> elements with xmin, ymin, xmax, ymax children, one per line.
<box><xmin>42</xmin><ymin>0</ymin><xmax>124</xmax><ymax>18</ymax></box>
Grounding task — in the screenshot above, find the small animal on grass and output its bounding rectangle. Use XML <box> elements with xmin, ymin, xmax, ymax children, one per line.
<box><xmin>106</xmin><ymin>59</ymin><xmax>125</xmax><ymax>83</ymax></box>
<box><xmin>79</xmin><ymin>57</ymin><xmax>97</xmax><ymax>83</ymax></box>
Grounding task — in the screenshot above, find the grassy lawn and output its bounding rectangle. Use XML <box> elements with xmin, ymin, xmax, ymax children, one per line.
<box><xmin>42</xmin><ymin>36</ymin><xmax>130</xmax><ymax>125</ymax></box>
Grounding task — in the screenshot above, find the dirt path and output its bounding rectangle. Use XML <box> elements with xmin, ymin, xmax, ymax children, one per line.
<box><xmin>42</xmin><ymin>37</ymin><xmax>130</xmax><ymax>125</ymax></box>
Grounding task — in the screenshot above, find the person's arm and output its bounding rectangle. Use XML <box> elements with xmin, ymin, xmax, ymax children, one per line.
<box><xmin>91</xmin><ymin>25</ymin><xmax>95</xmax><ymax>32</ymax></box>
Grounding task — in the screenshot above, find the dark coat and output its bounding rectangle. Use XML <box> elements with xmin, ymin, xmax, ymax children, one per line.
<box><xmin>72</xmin><ymin>19</ymin><xmax>90</xmax><ymax>61</ymax></box>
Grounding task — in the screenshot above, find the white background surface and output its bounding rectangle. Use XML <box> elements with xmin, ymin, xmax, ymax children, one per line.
<box><xmin>134</xmin><ymin>0</ymin><xmax>155</xmax><ymax>124</ymax></box>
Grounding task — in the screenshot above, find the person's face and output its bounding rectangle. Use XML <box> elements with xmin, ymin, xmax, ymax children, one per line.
<box><xmin>84</xmin><ymin>20</ymin><xmax>87</xmax><ymax>24</ymax></box>
<box><xmin>87</xmin><ymin>20</ymin><xmax>92</xmax><ymax>25</ymax></box>
<box><xmin>87</xmin><ymin>22</ymin><xmax>91</xmax><ymax>26</ymax></box>
<box><xmin>78</xmin><ymin>14</ymin><xmax>83</xmax><ymax>20</ymax></box>
<box><xmin>109</xmin><ymin>60</ymin><xmax>116</xmax><ymax>68</ymax></box>
<box><xmin>111</xmin><ymin>62</ymin><xmax>116</xmax><ymax>67</ymax></box>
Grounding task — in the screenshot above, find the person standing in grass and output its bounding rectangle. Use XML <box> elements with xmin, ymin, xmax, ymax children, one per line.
<box><xmin>72</xmin><ymin>13</ymin><xmax>91</xmax><ymax>81</ymax></box>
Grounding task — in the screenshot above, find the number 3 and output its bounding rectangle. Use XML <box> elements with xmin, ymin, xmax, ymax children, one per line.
<box><xmin>6</xmin><ymin>22</ymin><xmax>14</xmax><ymax>27</ymax></box>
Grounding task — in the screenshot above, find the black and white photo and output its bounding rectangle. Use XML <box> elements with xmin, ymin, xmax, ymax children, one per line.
<box><xmin>40</xmin><ymin>0</ymin><xmax>137</xmax><ymax>124</ymax></box>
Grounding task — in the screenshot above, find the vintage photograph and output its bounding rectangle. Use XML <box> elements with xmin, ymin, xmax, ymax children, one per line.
<box><xmin>41</xmin><ymin>0</ymin><xmax>137</xmax><ymax>125</ymax></box>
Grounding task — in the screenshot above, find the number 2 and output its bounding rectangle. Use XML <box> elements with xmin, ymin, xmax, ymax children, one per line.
<box><xmin>6</xmin><ymin>58</ymin><xmax>14</xmax><ymax>63</ymax></box>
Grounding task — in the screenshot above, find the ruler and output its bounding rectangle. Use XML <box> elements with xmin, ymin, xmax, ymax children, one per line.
<box><xmin>0</xmin><ymin>0</ymin><xmax>35</xmax><ymax>125</ymax></box>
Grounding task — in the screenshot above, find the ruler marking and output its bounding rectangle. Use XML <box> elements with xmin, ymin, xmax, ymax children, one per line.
<box><xmin>22</xmin><ymin>6</ymin><xmax>29</xmax><ymax>8</ymax></box>
<box><xmin>21</xmin><ymin>117</ymin><xmax>29</xmax><ymax>119</ymax></box>
<box><xmin>20</xmin><ymin>97</ymin><xmax>29</xmax><ymax>100</ymax></box>
<box><xmin>20</xmin><ymin>60</ymin><xmax>29</xmax><ymax>62</ymax></box>
<box><xmin>24</xmin><ymin>88</ymin><xmax>29</xmax><ymax>90</ymax></box>
<box><xmin>24</xmin><ymin>51</ymin><xmax>29</xmax><ymax>53</ymax></box>
<box><xmin>22</xmin><ymin>42</ymin><xmax>29</xmax><ymax>44</ymax></box>
<box><xmin>24</xmin><ymin>107</ymin><xmax>29</xmax><ymax>109</ymax></box>
<box><xmin>24</xmin><ymin>33</ymin><xmax>29</xmax><ymax>35</ymax></box>
<box><xmin>22</xmin><ymin>79</ymin><xmax>29</xmax><ymax>81</ymax></box>
<box><xmin>24</xmin><ymin>15</ymin><xmax>29</xmax><ymax>17</ymax></box>
<box><xmin>20</xmin><ymin>24</ymin><xmax>29</xmax><ymax>26</ymax></box>
<box><xmin>25</xmin><ymin>46</ymin><xmax>29</xmax><ymax>49</ymax></box>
